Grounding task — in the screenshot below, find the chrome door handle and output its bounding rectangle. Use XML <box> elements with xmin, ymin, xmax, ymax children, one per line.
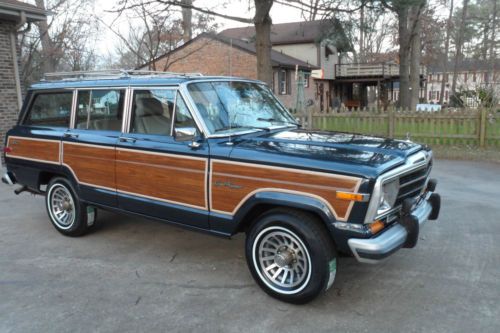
<box><xmin>119</xmin><ymin>137</ymin><xmax>137</xmax><ymax>143</ymax></box>
<box><xmin>188</xmin><ymin>141</ymin><xmax>201</xmax><ymax>149</ymax></box>
<box><xmin>63</xmin><ymin>133</ymin><xmax>79</xmax><ymax>139</ymax></box>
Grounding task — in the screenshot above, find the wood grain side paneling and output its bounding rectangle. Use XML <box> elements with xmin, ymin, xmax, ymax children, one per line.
<box><xmin>6</xmin><ymin>136</ymin><xmax>60</xmax><ymax>164</ymax></box>
<box><xmin>115</xmin><ymin>149</ymin><xmax>207</xmax><ymax>209</ymax></box>
<box><xmin>211</xmin><ymin>160</ymin><xmax>362</xmax><ymax>221</ymax></box>
<box><xmin>63</xmin><ymin>142</ymin><xmax>116</xmax><ymax>190</ymax></box>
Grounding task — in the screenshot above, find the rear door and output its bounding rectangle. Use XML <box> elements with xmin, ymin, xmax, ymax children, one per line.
<box><xmin>61</xmin><ymin>88</ymin><xmax>127</xmax><ymax>207</ymax></box>
<box><xmin>115</xmin><ymin>87</ymin><xmax>209</xmax><ymax>229</ymax></box>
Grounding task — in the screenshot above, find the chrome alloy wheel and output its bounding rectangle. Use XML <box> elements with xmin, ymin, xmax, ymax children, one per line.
<box><xmin>48</xmin><ymin>184</ymin><xmax>76</xmax><ymax>230</ymax></box>
<box><xmin>252</xmin><ymin>226</ymin><xmax>312</xmax><ymax>294</ymax></box>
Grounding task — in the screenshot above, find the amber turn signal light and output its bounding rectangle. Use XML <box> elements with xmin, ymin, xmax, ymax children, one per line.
<box><xmin>336</xmin><ymin>191</ymin><xmax>368</xmax><ymax>202</ymax></box>
<box><xmin>369</xmin><ymin>220</ymin><xmax>385</xmax><ymax>234</ymax></box>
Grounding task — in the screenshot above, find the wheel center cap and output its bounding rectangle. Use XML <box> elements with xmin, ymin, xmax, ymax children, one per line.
<box><xmin>62</xmin><ymin>201</ymin><xmax>72</xmax><ymax>211</ymax></box>
<box><xmin>275</xmin><ymin>249</ymin><xmax>293</xmax><ymax>267</ymax></box>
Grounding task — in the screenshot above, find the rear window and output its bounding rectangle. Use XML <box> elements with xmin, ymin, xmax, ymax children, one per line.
<box><xmin>24</xmin><ymin>92</ymin><xmax>72</xmax><ymax>127</ymax></box>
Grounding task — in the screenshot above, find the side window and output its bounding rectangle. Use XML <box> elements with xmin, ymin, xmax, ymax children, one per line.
<box><xmin>130</xmin><ymin>89</ymin><xmax>175</xmax><ymax>136</ymax></box>
<box><xmin>24</xmin><ymin>92</ymin><xmax>72</xmax><ymax>127</ymax></box>
<box><xmin>173</xmin><ymin>93</ymin><xmax>196</xmax><ymax>130</ymax></box>
<box><xmin>76</xmin><ymin>89</ymin><xmax>125</xmax><ymax>131</ymax></box>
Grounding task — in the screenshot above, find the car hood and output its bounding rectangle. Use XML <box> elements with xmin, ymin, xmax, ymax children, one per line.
<box><xmin>227</xmin><ymin>128</ymin><xmax>424</xmax><ymax>179</ymax></box>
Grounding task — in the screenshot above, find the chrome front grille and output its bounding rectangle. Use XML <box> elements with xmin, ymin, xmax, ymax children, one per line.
<box><xmin>395</xmin><ymin>160</ymin><xmax>432</xmax><ymax>206</ymax></box>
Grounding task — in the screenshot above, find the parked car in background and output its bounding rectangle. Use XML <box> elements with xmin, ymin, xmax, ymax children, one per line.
<box><xmin>416</xmin><ymin>104</ymin><xmax>442</xmax><ymax>112</ymax></box>
<box><xmin>2</xmin><ymin>70</ymin><xmax>441</xmax><ymax>304</ymax></box>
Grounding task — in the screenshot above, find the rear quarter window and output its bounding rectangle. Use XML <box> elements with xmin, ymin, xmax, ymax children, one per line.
<box><xmin>24</xmin><ymin>92</ymin><xmax>72</xmax><ymax>128</ymax></box>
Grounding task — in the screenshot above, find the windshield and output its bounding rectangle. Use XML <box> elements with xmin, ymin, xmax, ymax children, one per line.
<box><xmin>187</xmin><ymin>81</ymin><xmax>297</xmax><ymax>135</ymax></box>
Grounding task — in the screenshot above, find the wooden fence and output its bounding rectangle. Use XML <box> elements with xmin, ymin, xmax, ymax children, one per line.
<box><xmin>295</xmin><ymin>108</ymin><xmax>500</xmax><ymax>148</ymax></box>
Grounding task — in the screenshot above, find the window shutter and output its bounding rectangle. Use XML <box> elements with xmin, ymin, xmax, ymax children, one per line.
<box><xmin>286</xmin><ymin>70</ymin><xmax>291</xmax><ymax>95</ymax></box>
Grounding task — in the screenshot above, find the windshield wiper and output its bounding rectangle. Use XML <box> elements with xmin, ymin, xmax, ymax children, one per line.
<box><xmin>257</xmin><ymin>117</ymin><xmax>299</xmax><ymax>126</ymax></box>
<box><xmin>214</xmin><ymin>125</ymin><xmax>270</xmax><ymax>133</ymax></box>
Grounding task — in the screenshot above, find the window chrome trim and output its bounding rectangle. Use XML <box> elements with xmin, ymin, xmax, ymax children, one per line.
<box><xmin>364</xmin><ymin>150</ymin><xmax>432</xmax><ymax>224</ymax></box>
<box><xmin>121</xmin><ymin>87</ymin><xmax>132</xmax><ymax>133</ymax></box>
<box><xmin>70</xmin><ymin>89</ymin><xmax>77</xmax><ymax>129</ymax></box>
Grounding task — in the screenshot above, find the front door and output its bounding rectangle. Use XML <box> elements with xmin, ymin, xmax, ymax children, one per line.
<box><xmin>115</xmin><ymin>88</ymin><xmax>209</xmax><ymax>229</ymax></box>
<box><xmin>61</xmin><ymin>88</ymin><xmax>126</xmax><ymax>207</ymax></box>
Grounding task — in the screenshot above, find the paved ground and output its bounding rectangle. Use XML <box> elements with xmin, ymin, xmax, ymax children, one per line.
<box><xmin>0</xmin><ymin>160</ymin><xmax>499</xmax><ymax>333</ymax></box>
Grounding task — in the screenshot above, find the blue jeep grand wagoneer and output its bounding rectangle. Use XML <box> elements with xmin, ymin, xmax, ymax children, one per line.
<box><xmin>2</xmin><ymin>70</ymin><xmax>440</xmax><ymax>304</ymax></box>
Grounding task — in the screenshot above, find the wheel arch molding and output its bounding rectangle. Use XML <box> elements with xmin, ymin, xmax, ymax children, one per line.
<box><xmin>231</xmin><ymin>190</ymin><xmax>337</xmax><ymax>232</ymax></box>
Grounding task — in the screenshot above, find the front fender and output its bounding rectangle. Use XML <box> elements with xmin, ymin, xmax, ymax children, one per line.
<box><xmin>208</xmin><ymin>190</ymin><xmax>338</xmax><ymax>236</ymax></box>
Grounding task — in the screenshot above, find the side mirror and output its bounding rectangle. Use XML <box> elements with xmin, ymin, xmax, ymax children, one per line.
<box><xmin>175</xmin><ymin>126</ymin><xmax>198</xmax><ymax>142</ymax></box>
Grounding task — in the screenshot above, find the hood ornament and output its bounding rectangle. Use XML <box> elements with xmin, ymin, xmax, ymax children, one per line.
<box><xmin>405</xmin><ymin>132</ymin><xmax>411</xmax><ymax>142</ymax></box>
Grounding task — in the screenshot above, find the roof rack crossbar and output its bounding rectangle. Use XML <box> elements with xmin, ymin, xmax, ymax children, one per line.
<box><xmin>41</xmin><ymin>69</ymin><xmax>204</xmax><ymax>81</ymax></box>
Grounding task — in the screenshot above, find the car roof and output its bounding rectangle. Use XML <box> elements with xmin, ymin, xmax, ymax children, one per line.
<box><xmin>29</xmin><ymin>75</ymin><xmax>264</xmax><ymax>90</ymax></box>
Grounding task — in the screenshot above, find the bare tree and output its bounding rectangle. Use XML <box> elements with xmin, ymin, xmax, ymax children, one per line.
<box><xmin>22</xmin><ymin>0</ymin><xmax>98</xmax><ymax>85</ymax></box>
<box><xmin>451</xmin><ymin>0</ymin><xmax>469</xmax><ymax>95</ymax></box>
<box><xmin>181</xmin><ymin>0</ymin><xmax>193</xmax><ymax>42</ymax></box>
<box><xmin>381</xmin><ymin>0</ymin><xmax>426</xmax><ymax>109</ymax></box>
<box><xmin>439</xmin><ymin>0</ymin><xmax>454</xmax><ymax>104</ymax></box>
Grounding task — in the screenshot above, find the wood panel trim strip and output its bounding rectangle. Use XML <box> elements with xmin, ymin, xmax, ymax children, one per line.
<box><xmin>5</xmin><ymin>136</ymin><xmax>61</xmax><ymax>165</ymax></box>
<box><xmin>62</xmin><ymin>141</ymin><xmax>116</xmax><ymax>192</ymax></box>
<box><xmin>209</xmin><ymin>159</ymin><xmax>363</xmax><ymax>221</ymax></box>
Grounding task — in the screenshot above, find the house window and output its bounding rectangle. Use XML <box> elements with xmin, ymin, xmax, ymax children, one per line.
<box><xmin>429</xmin><ymin>91</ymin><xmax>432</xmax><ymax>100</ymax></box>
<box><xmin>464</xmin><ymin>72</ymin><xmax>467</xmax><ymax>82</ymax></box>
<box><xmin>472</xmin><ymin>72</ymin><xmax>476</xmax><ymax>82</ymax></box>
<box><xmin>437</xmin><ymin>74</ymin><xmax>441</xmax><ymax>81</ymax></box>
<box><xmin>304</xmin><ymin>73</ymin><xmax>310</xmax><ymax>88</ymax></box>
<box><xmin>445</xmin><ymin>91</ymin><xmax>449</xmax><ymax>101</ymax></box>
<box><xmin>278</xmin><ymin>69</ymin><xmax>290</xmax><ymax>95</ymax></box>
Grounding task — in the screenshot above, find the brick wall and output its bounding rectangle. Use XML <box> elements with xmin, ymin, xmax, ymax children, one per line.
<box><xmin>153</xmin><ymin>36</ymin><xmax>258</xmax><ymax>79</ymax></box>
<box><xmin>0</xmin><ymin>21</ymin><xmax>21</xmax><ymax>164</ymax></box>
<box><xmin>148</xmin><ymin>36</ymin><xmax>317</xmax><ymax>109</ymax></box>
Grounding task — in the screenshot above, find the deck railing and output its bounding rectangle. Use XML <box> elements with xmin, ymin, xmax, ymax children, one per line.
<box><xmin>335</xmin><ymin>63</ymin><xmax>426</xmax><ymax>78</ymax></box>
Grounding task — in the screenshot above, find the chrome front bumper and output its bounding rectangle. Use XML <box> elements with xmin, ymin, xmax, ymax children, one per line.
<box><xmin>348</xmin><ymin>191</ymin><xmax>440</xmax><ymax>264</ymax></box>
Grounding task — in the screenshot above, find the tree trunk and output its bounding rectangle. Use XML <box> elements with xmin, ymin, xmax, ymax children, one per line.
<box><xmin>253</xmin><ymin>0</ymin><xmax>274</xmax><ymax>85</ymax></box>
<box><xmin>439</xmin><ymin>0</ymin><xmax>453</xmax><ymax>105</ymax></box>
<box><xmin>451</xmin><ymin>0</ymin><xmax>469</xmax><ymax>95</ymax></box>
<box><xmin>398</xmin><ymin>6</ymin><xmax>411</xmax><ymax>109</ymax></box>
<box><xmin>359</xmin><ymin>5</ymin><xmax>364</xmax><ymax>62</ymax></box>
<box><xmin>181</xmin><ymin>0</ymin><xmax>193</xmax><ymax>43</ymax></box>
<box><xmin>34</xmin><ymin>0</ymin><xmax>56</xmax><ymax>73</ymax></box>
<box><xmin>409</xmin><ymin>5</ymin><xmax>422</xmax><ymax>110</ymax></box>
<box><xmin>489</xmin><ymin>0</ymin><xmax>497</xmax><ymax>85</ymax></box>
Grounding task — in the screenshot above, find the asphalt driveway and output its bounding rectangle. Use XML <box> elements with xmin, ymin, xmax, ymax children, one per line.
<box><xmin>0</xmin><ymin>160</ymin><xmax>499</xmax><ymax>333</ymax></box>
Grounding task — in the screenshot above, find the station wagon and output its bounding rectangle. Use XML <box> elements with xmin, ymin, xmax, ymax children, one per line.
<box><xmin>2</xmin><ymin>70</ymin><xmax>441</xmax><ymax>304</ymax></box>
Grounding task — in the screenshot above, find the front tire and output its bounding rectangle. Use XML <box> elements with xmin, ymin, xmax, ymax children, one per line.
<box><xmin>46</xmin><ymin>177</ymin><xmax>92</xmax><ymax>237</ymax></box>
<box><xmin>245</xmin><ymin>208</ymin><xmax>337</xmax><ymax>304</ymax></box>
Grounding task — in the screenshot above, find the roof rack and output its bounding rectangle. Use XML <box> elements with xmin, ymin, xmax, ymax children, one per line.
<box><xmin>41</xmin><ymin>69</ymin><xmax>204</xmax><ymax>81</ymax></box>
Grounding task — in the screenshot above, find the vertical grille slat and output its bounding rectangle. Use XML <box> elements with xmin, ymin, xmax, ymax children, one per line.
<box><xmin>395</xmin><ymin>161</ymin><xmax>432</xmax><ymax>206</ymax></box>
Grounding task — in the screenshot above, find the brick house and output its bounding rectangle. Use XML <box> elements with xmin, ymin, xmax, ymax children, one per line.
<box><xmin>0</xmin><ymin>0</ymin><xmax>48</xmax><ymax>163</ymax></box>
<box><xmin>141</xmin><ymin>32</ymin><xmax>318</xmax><ymax>109</ymax></box>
